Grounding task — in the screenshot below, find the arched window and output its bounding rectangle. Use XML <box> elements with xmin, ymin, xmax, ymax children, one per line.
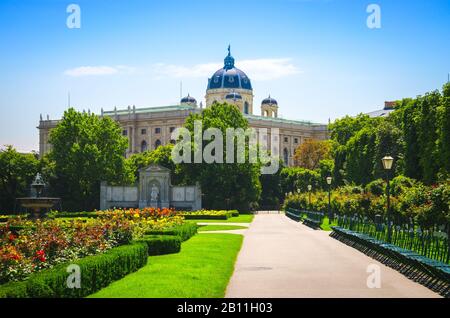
<box><xmin>154</xmin><ymin>139</ymin><xmax>161</xmax><ymax>149</ymax></box>
<box><xmin>283</xmin><ymin>148</ymin><xmax>289</xmax><ymax>166</ymax></box>
<box><xmin>141</xmin><ymin>140</ymin><xmax>148</xmax><ymax>152</ymax></box>
<box><xmin>244</xmin><ymin>102</ymin><xmax>249</xmax><ymax>114</ymax></box>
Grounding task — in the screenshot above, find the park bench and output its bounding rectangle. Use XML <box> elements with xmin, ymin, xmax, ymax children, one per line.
<box><xmin>285</xmin><ymin>208</ymin><xmax>303</xmax><ymax>221</ymax></box>
<box><xmin>285</xmin><ymin>208</ymin><xmax>324</xmax><ymax>229</ymax></box>
<box><xmin>331</xmin><ymin>226</ymin><xmax>450</xmax><ymax>287</ymax></box>
<box><xmin>302</xmin><ymin>211</ymin><xmax>324</xmax><ymax>229</ymax></box>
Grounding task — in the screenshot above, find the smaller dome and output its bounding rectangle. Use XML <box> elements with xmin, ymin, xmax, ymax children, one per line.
<box><xmin>225</xmin><ymin>92</ymin><xmax>242</xmax><ymax>100</ymax></box>
<box><xmin>180</xmin><ymin>94</ymin><xmax>197</xmax><ymax>105</ymax></box>
<box><xmin>262</xmin><ymin>95</ymin><xmax>278</xmax><ymax>105</ymax></box>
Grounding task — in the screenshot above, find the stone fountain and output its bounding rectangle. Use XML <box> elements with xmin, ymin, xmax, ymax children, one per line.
<box><xmin>16</xmin><ymin>173</ymin><xmax>61</xmax><ymax>219</ymax></box>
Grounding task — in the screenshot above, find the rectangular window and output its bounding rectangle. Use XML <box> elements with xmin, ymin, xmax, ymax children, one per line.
<box><xmin>155</xmin><ymin>127</ymin><xmax>161</xmax><ymax>134</ymax></box>
<box><xmin>284</xmin><ymin>137</ymin><xmax>288</xmax><ymax>143</ymax></box>
<box><xmin>122</xmin><ymin>130</ymin><xmax>128</xmax><ymax>136</ymax></box>
<box><xmin>294</xmin><ymin>138</ymin><xmax>298</xmax><ymax>144</ymax></box>
<box><xmin>141</xmin><ymin>129</ymin><xmax>147</xmax><ymax>135</ymax></box>
<box><xmin>169</xmin><ymin>127</ymin><xmax>176</xmax><ymax>133</ymax></box>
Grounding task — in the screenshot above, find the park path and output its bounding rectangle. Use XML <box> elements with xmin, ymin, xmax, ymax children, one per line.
<box><xmin>225</xmin><ymin>214</ymin><xmax>441</xmax><ymax>298</ymax></box>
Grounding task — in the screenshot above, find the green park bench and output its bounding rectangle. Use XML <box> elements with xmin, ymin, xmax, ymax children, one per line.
<box><xmin>331</xmin><ymin>226</ymin><xmax>450</xmax><ymax>287</ymax></box>
<box><xmin>285</xmin><ymin>208</ymin><xmax>324</xmax><ymax>229</ymax></box>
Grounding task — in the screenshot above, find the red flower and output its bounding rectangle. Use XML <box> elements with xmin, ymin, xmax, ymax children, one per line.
<box><xmin>8</xmin><ymin>234</ymin><xmax>16</xmax><ymax>242</ymax></box>
<box><xmin>35</xmin><ymin>249</ymin><xmax>46</xmax><ymax>262</ymax></box>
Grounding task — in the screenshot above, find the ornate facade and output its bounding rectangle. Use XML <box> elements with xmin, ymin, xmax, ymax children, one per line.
<box><xmin>38</xmin><ymin>47</ymin><xmax>328</xmax><ymax>166</ymax></box>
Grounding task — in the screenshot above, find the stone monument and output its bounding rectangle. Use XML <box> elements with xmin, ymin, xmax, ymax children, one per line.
<box><xmin>100</xmin><ymin>164</ymin><xmax>201</xmax><ymax>210</ymax></box>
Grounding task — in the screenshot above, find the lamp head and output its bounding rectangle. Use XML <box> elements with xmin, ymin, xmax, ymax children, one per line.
<box><xmin>382</xmin><ymin>156</ymin><xmax>394</xmax><ymax>170</ymax></box>
<box><xmin>326</xmin><ymin>176</ymin><xmax>332</xmax><ymax>185</ymax></box>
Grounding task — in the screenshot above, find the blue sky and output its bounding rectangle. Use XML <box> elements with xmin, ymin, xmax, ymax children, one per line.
<box><xmin>0</xmin><ymin>0</ymin><xmax>449</xmax><ymax>152</ymax></box>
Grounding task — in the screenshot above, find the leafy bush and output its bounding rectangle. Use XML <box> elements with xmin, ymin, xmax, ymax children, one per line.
<box><xmin>390</xmin><ymin>175</ymin><xmax>416</xmax><ymax>196</ymax></box>
<box><xmin>366</xmin><ymin>179</ymin><xmax>385</xmax><ymax>196</ymax></box>
<box><xmin>135</xmin><ymin>235</ymin><xmax>181</xmax><ymax>256</ymax></box>
<box><xmin>284</xmin><ymin>180</ymin><xmax>449</xmax><ymax>229</ymax></box>
<box><xmin>0</xmin><ymin>242</ymin><xmax>148</xmax><ymax>298</ymax></box>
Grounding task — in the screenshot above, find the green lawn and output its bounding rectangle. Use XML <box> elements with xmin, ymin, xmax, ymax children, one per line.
<box><xmin>88</xmin><ymin>233</ymin><xmax>243</xmax><ymax>298</ymax></box>
<box><xmin>198</xmin><ymin>224</ymin><xmax>248</xmax><ymax>231</ymax></box>
<box><xmin>188</xmin><ymin>214</ymin><xmax>254</xmax><ymax>224</ymax></box>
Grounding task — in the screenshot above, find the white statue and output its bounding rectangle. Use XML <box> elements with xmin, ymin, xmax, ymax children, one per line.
<box><xmin>150</xmin><ymin>183</ymin><xmax>159</xmax><ymax>202</ymax></box>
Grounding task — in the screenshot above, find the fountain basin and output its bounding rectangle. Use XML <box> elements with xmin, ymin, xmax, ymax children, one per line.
<box><xmin>16</xmin><ymin>197</ymin><xmax>61</xmax><ymax>219</ymax></box>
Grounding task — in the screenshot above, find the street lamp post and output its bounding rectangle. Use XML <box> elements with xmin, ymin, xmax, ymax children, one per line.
<box><xmin>382</xmin><ymin>156</ymin><xmax>394</xmax><ymax>243</ymax></box>
<box><xmin>326</xmin><ymin>177</ymin><xmax>332</xmax><ymax>223</ymax></box>
<box><xmin>307</xmin><ymin>184</ymin><xmax>312</xmax><ymax>208</ymax></box>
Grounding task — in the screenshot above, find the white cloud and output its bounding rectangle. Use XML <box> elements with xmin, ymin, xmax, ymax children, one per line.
<box><xmin>64</xmin><ymin>65</ymin><xmax>135</xmax><ymax>77</ymax></box>
<box><xmin>152</xmin><ymin>58</ymin><xmax>301</xmax><ymax>81</ymax></box>
<box><xmin>64</xmin><ymin>59</ymin><xmax>300</xmax><ymax>80</ymax></box>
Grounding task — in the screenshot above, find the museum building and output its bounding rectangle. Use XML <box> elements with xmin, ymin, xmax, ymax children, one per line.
<box><xmin>38</xmin><ymin>47</ymin><xmax>328</xmax><ymax>166</ymax></box>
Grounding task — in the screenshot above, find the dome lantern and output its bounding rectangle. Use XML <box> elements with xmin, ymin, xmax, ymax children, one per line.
<box><xmin>261</xmin><ymin>95</ymin><xmax>279</xmax><ymax>118</ymax></box>
<box><xmin>205</xmin><ymin>46</ymin><xmax>254</xmax><ymax>114</ymax></box>
<box><xmin>180</xmin><ymin>94</ymin><xmax>197</xmax><ymax>107</ymax></box>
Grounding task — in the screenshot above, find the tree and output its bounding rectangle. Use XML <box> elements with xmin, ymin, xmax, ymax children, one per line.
<box><xmin>373</xmin><ymin>119</ymin><xmax>404</xmax><ymax>180</ymax></box>
<box><xmin>439</xmin><ymin>83</ymin><xmax>450</xmax><ymax>178</ymax></box>
<box><xmin>0</xmin><ymin>146</ymin><xmax>40</xmax><ymax>212</ymax></box>
<box><xmin>48</xmin><ymin>108</ymin><xmax>133</xmax><ymax>211</ymax></box>
<box><xmin>127</xmin><ymin>144</ymin><xmax>181</xmax><ymax>184</ymax></box>
<box><xmin>329</xmin><ymin>114</ymin><xmax>376</xmax><ymax>185</ymax></box>
<box><xmin>329</xmin><ymin>114</ymin><xmax>373</xmax><ymax>145</ymax></box>
<box><xmin>398</xmin><ymin>98</ymin><xmax>422</xmax><ymax>180</ymax></box>
<box><xmin>179</xmin><ymin>102</ymin><xmax>261</xmax><ymax>211</ymax></box>
<box><xmin>345</xmin><ymin>126</ymin><xmax>377</xmax><ymax>185</ymax></box>
<box><xmin>417</xmin><ymin>92</ymin><xmax>441</xmax><ymax>184</ymax></box>
<box><xmin>280</xmin><ymin>167</ymin><xmax>321</xmax><ymax>194</ymax></box>
<box><xmin>259</xmin><ymin>159</ymin><xmax>284</xmax><ymax>209</ymax></box>
<box><xmin>293</xmin><ymin>139</ymin><xmax>332</xmax><ymax>170</ymax></box>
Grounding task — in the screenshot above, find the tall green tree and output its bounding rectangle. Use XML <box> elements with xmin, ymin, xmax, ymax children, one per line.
<box><xmin>179</xmin><ymin>103</ymin><xmax>261</xmax><ymax>211</ymax></box>
<box><xmin>345</xmin><ymin>126</ymin><xmax>377</xmax><ymax>185</ymax></box>
<box><xmin>373</xmin><ymin>119</ymin><xmax>404</xmax><ymax>179</ymax></box>
<box><xmin>0</xmin><ymin>146</ymin><xmax>40</xmax><ymax>212</ymax></box>
<box><xmin>259</xmin><ymin>161</ymin><xmax>284</xmax><ymax>209</ymax></box>
<box><xmin>417</xmin><ymin>91</ymin><xmax>441</xmax><ymax>184</ymax></box>
<box><xmin>398</xmin><ymin>98</ymin><xmax>422</xmax><ymax>180</ymax></box>
<box><xmin>48</xmin><ymin>108</ymin><xmax>132</xmax><ymax>211</ymax></box>
<box><xmin>127</xmin><ymin>144</ymin><xmax>181</xmax><ymax>184</ymax></box>
<box><xmin>439</xmin><ymin>83</ymin><xmax>450</xmax><ymax>178</ymax></box>
<box><xmin>329</xmin><ymin>114</ymin><xmax>375</xmax><ymax>185</ymax></box>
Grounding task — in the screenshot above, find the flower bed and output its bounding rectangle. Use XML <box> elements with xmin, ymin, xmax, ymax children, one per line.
<box><xmin>0</xmin><ymin>207</ymin><xmax>184</xmax><ymax>284</ymax></box>
<box><xmin>0</xmin><ymin>242</ymin><xmax>148</xmax><ymax>298</ymax></box>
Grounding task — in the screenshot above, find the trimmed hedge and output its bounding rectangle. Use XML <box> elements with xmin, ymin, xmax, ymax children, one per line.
<box><xmin>182</xmin><ymin>214</ymin><xmax>228</xmax><ymax>220</ymax></box>
<box><xmin>230</xmin><ymin>210</ymin><xmax>239</xmax><ymax>217</ymax></box>
<box><xmin>0</xmin><ymin>242</ymin><xmax>148</xmax><ymax>298</ymax></box>
<box><xmin>180</xmin><ymin>210</ymin><xmax>239</xmax><ymax>220</ymax></box>
<box><xmin>135</xmin><ymin>235</ymin><xmax>181</xmax><ymax>256</ymax></box>
<box><xmin>145</xmin><ymin>222</ymin><xmax>197</xmax><ymax>242</ymax></box>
